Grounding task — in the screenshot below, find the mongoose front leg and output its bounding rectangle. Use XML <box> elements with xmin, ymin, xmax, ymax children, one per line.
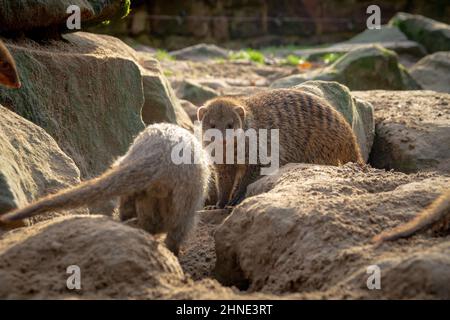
<box><xmin>165</xmin><ymin>212</ymin><xmax>195</xmax><ymax>256</ymax></box>
<box><xmin>215</xmin><ymin>164</ymin><xmax>238</xmax><ymax>209</ymax></box>
<box><xmin>119</xmin><ymin>194</ymin><xmax>137</xmax><ymax>221</ymax></box>
<box><xmin>228</xmin><ymin>165</ymin><xmax>260</xmax><ymax>207</ymax></box>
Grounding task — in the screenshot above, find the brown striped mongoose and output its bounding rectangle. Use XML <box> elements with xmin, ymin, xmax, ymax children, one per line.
<box><xmin>0</xmin><ymin>40</ymin><xmax>21</xmax><ymax>88</ymax></box>
<box><xmin>197</xmin><ymin>89</ymin><xmax>364</xmax><ymax>208</ymax></box>
<box><xmin>373</xmin><ymin>189</ymin><xmax>450</xmax><ymax>244</ymax></box>
<box><xmin>0</xmin><ymin>123</ymin><xmax>211</xmax><ymax>255</ymax></box>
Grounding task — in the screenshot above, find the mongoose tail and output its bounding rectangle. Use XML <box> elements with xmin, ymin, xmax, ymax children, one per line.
<box><xmin>0</xmin><ymin>40</ymin><xmax>21</xmax><ymax>89</ymax></box>
<box><xmin>0</xmin><ymin>160</ymin><xmax>160</xmax><ymax>223</ymax></box>
<box><xmin>372</xmin><ymin>189</ymin><xmax>450</xmax><ymax>244</ymax></box>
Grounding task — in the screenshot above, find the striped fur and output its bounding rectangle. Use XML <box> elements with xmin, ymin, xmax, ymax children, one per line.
<box><xmin>198</xmin><ymin>88</ymin><xmax>364</xmax><ymax>208</ymax></box>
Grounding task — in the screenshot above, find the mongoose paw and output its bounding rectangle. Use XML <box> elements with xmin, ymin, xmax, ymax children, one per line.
<box><xmin>204</xmin><ymin>205</ymin><xmax>219</xmax><ymax>210</ymax></box>
<box><xmin>228</xmin><ymin>194</ymin><xmax>245</xmax><ymax>207</ymax></box>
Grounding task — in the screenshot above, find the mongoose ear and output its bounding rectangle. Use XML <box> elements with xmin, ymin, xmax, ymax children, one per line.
<box><xmin>234</xmin><ymin>106</ymin><xmax>246</xmax><ymax>121</ymax></box>
<box><xmin>197</xmin><ymin>106</ymin><xmax>207</xmax><ymax>121</ymax></box>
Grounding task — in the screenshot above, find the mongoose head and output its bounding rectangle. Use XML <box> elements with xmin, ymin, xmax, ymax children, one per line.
<box><xmin>197</xmin><ymin>97</ymin><xmax>246</xmax><ymax>143</ymax></box>
<box><xmin>0</xmin><ymin>41</ymin><xmax>21</xmax><ymax>89</ymax></box>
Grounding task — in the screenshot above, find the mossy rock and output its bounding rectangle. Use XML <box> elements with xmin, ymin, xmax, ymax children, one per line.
<box><xmin>272</xmin><ymin>45</ymin><xmax>421</xmax><ymax>91</ymax></box>
<box><xmin>0</xmin><ymin>0</ymin><xmax>130</xmax><ymax>36</ymax></box>
<box><xmin>294</xmin><ymin>81</ymin><xmax>374</xmax><ymax>161</ymax></box>
<box><xmin>389</xmin><ymin>12</ymin><xmax>450</xmax><ymax>53</ymax></box>
<box><xmin>0</xmin><ymin>32</ymin><xmax>144</xmax><ymax>180</ymax></box>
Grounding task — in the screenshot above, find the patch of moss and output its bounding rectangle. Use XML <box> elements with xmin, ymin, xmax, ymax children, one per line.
<box><xmin>322</xmin><ymin>53</ymin><xmax>344</xmax><ymax>64</ymax></box>
<box><xmin>229</xmin><ymin>49</ymin><xmax>265</xmax><ymax>64</ymax></box>
<box><xmin>155</xmin><ymin>49</ymin><xmax>175</xmax><ymax>61</ymax></box>
<box><xmin>120</xmin><ymin>0</ymin><xmax>131</xmax><ymax>19</ymax></box>
<box><xmin>163</xmin><ymin>70</ymin><xmax>174</xmax><ymax>77</ymax></box>
<box><xmin>282</xmin><ymin>54</ymin><xmax>305</xmax><ymax>66</ymax></box>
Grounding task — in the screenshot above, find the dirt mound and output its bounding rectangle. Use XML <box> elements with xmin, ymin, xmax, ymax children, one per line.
<box><xmin>214</xmin><ymin>163</ymin><xmax>450</xmax><ymax>298</ymax></box>
<box><xmin>0</xmin><ymin>214</ymin><xmax>285</xmax><ymax>299</ymax></box>
<box><xmin>354</xmin><ymin>90</ymin><xmax>450</xmax><ymax>174</ymax></box>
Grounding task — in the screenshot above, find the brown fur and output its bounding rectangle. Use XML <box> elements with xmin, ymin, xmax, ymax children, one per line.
<box><xmin>198</xmin><ymin>88</ymin><xmax>364</xmax><ymax>208</ymax></box>
<box><xmin>0</xmin><ymin>40</ymin><xmax>20</xmax><ymax>89</ymax></box>
<box><xmin>0</xmin><ymin>124</ymin><xmax>210</xmax><ymax>255</ymax></box>
<box><xmin>373</xmin><ymin>189</ymin><xmax>450</xmax><ymax>244</ymax></box>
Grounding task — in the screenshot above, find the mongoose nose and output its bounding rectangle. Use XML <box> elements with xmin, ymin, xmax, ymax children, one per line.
<box><xmin>13</xmin><ymin>80</ymin><xmax>21</xmax><ymax>89</ymax></box>
<box><xmin>3</xmin><ymin>80</ymin><xmax>21</xmax><ymax>89</ymax></box>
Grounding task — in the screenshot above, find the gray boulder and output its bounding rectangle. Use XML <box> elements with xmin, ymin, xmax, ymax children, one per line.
<box><xmin>294</xmin><ymin>81</ymin><xmax>374</xmax><ymax>162</ymax></box>
<box><xmin>389</xmin><ymin>12</ymin><xmax>450</xmax><ymax>53</ymax></box>
<box><xmin>410</xmin><ymin>52</ymin><xmax>450</xmax><ymax>93</ymax></box>
<box><xmin>0</xmin><ymin>105</ymin><xmax>86</xmax><ymax>225</ymax></box>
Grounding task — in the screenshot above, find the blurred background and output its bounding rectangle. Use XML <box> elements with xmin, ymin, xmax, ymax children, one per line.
<box><xmin>92</xmin><ymin>0</ymin><xmax>450</xmax><ymax>50</ymax></box>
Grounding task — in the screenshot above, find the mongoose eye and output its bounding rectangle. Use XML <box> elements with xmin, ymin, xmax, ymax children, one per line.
<box><xmin>210</xmin><ymin>124</ymin><xmax>216</xmax><ymax>129</ymax></box>
<box><xmin>227</xmin><ymin>123</ymin><xmax>233</xmax><ymax>129</ymax></box>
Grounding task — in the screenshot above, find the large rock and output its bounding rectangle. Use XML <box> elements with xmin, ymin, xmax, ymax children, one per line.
<box><xmin>410</xmin><ymin>52</ymin><xmax>450</xmax><ymax>93</ymax></box>
<box><xmin>295</xmin><ymin>26</ymin><xmax>426</xmax><ymax>60</ymax></box>
<box><xmin>170</xmin><ymin>44</ymin><xmax>229</xmax><ymax>61</ymax></box>
<box><xmin>0</xmin><ymin>0</ymin><xmax>130</xmax><ymax>35</ymax></box>
<box><xmin>272</xmin><ymin>45</ymin><xmax>421</xmax><ymax>91</ymax></box>
<box><xmin>294</xmin><ymin>81</ymin><xmax>374</xmax><ymax>162</ymax></box>
<box><xmin>390</xmin><ymin>12</ymin><xmax>450</xmax><ymax>53</ymax></box>
<box><xmin>353</xmin><ymin>90</ymin><xmax>450</xmax><ymax>174</ymax></box>
<box><xmin>0</xmin><ymin>106</ymin><xmax>85</xmax><ymax>225</ymax></box>
<box><xmin>214</xmin><ymin>163</ymin><xmax>450</xmax><ymax>298</ymax></box>
<box><xmin>137</xmin><ymin>53</ymin><xmax>193</xmax><ymax>130</ymax></box>
<box><xmin>0</xmin><ymin>32</ymin><xmax>145</xmax><ymax>179</ymax></box>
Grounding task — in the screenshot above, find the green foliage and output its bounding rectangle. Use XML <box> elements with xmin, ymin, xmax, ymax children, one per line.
<box><xmin>120</xmin><ymin>0</ymin><xmax>131</xmax><ymax>19</ymax></box>
<box><xmin>163</xmin><ymin>70</ymin><xmax>174</xmax><ymax>77</ymax></box>
<box><xmin>282</xmin><ymin>54</ymin><xmax>305</xmax><ymax>66</ymax></box>
<box><xmin>155</xmin><ymin>49</ymin><xmax>175</xmax><ymax>61</ymax></box>
<box><xmin>322</xmin><ymin>53</ymin><xmax>344</xmax><ymax>64</ymax></box>
<box><xmin>246</xmin><ymin>49</ymin><xmax>265</xmax><ymax>64</ymax></box>
<box><xmin>214</xmin><ymin>58</ymin><xmax>227</xmax><ymax>64</ymax></box>
<box><xmin>229</xmin><ymin>49</ymin><xmax>265</xmax><ymax>64</ymax></box>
